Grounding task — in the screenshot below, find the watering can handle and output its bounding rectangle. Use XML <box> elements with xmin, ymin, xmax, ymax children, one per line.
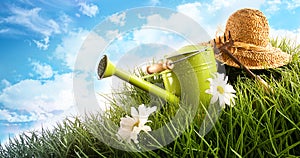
<box><xmin>146</xmin><ymin>60</ymin><xmax>174</xmax><ymax>74</ymax></box>
<box><xmin>146</xmin><ymin>47</ymin><xmax>209</xmax><ymax>74</ymax></box>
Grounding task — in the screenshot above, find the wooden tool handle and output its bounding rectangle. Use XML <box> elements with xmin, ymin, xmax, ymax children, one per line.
<box><xmin>146</xmin><ymin>60</ymin><xmax>174</xmax><ymax>74</ymax></box>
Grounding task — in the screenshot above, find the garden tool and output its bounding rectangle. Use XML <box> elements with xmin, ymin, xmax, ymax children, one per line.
<box><xmin>97</xmin><ymin>45</ymin><xmax>217</xmax><ymax>105</ymax></box>
<box><xmin>214</xmin><ymin>31</ymin><xmax>274</xmax><ymax>94</ymax></box>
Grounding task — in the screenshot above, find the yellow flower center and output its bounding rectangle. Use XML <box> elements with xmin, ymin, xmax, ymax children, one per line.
<box><xmin>217</xmin><ymin>86</ymin><xmax>225</xmax><ymax>94</ymax></box>
<box><xmin>132</xmin><ymin>120</ymin><xmax>140</xmax><ymax>130</ymax></box>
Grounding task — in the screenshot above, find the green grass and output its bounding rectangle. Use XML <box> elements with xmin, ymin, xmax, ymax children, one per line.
<box><xmin>1</xmin><ymin>38</ymin><xmax>300</xmax><ymax>157</ymax></box>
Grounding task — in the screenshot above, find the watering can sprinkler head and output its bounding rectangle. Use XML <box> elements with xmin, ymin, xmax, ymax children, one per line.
<box><xmin>97</xmin><ymin>55</ymin><xmax>116</xmax><ymax>79</ymax></box>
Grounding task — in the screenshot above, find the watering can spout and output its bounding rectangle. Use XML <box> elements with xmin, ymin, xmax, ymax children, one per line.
<box><xmin>97</xmin><ymin>55</ymin><xmax>180</xmax><ymax>104</ymax></box>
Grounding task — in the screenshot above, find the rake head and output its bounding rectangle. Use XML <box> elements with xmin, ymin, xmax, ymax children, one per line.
<box><xmin>213</xmin><ymin>31</ymin><xmax>234</xmax><ymax>55</ymax></box>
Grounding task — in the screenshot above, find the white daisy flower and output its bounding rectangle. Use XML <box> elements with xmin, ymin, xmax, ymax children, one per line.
<box><xmin>117</xmin><ymin>104</ymin><xmax>157</xmax><ymax>144</ymax></box>
<box><xmin>205</xmin><ymin>73</ymin><xmax>237</xmax><ymax>108</ymax></box>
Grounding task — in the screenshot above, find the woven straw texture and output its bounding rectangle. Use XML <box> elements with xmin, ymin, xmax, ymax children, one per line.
<box><xmin>213</xmin><ymin>8</ymin><xmax>291</xmax><ymax>69</ymax></box>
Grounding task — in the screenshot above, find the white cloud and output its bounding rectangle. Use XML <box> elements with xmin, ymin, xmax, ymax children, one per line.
<box><xmin>106</xmin><ymin>29</ymin><xmax>123</xmax><ymax>40</ymax></box>
<box><xmin>176</xmin><ymin>1</ymin><xmax>264</xmax><ymax>37</ymax></box>
<box><xmin>73</xmin><ymin>31</ymin><xmax>108</xmax><ymax>71</ymax></box>
<box><xmin>0</xmin><ymin>109</ymin><xmax>50</xmax><ymax>122</ymax></box>
<box><xmin>33</xmin><ymin>36</ymin><xmax>49</xmax><ymax>50</ymax></box>
<box><xmin>137</xmin><ymin>13</ymin><xmax>146</xmax><ymax>19</ymax></box>
<box><xmin>149</xmin><ymin>0</ymin><xmax>160</xmax><ymax>6</ymax></box>
<box><xmin>0</xmin><ymin>106</ymin><xmax>74</xmax><ymax>146</ymax></box>
<box><xmin>177</xmin><ymin>2</ymin><xmax>203</xmax><ymax>24</ymax></box>
<box><xmin>2</xmin><ymin>6</ymin><xmax>72</xmax><ymax>50</ymax></box>
<box><xmin>0</xmin><ymin>73</ymin><xmax>75</xmax><ymax>122</ymax></box>
<box><xmin>109</xmin><ymin>12</ymin><xmax>126</xmax><ymax>26</ymax></box>
<box><xmin>103</xmin><ymin>36</ymin><xmax>138</xmax><ymax>62</ymax></box>
<box><xmin>71</xmin><ymin>31</ymin><xmax>119</xmax><ymax>115</ymax></box>
<box><xmin>78</xmin><ymin>2</ymin><xmax>99</xmax><ymax>17</ymax></box>
<box><xmin>207</xmin><ymin>0</ymin><xmax>231</xmax><ymax>13</ymax></box>
<box><xmin>0</xmin><ymin>72</ymin><xmax>78</xmax><ymax>145</ymax></box>
<box><xmin>54</xmin><ymin>29</ymin><xmax>90</xmax><ymax>70</ymax></box>
<box><xmin>0</xmin><ymin>73</ymin><xmax>77</xmax><ymax>146</ymax></box>
<box><xmin>0</xmin><ymin>29</ymin><xmax>9</xmax><ymax>34</ymax></box>
<box><xmin>59</xmin><ymin>13</ymin><xmax>72</xmax><ymax>33</ymax></box>
<box><xmin>31</xmin><ymin>61</ymin><xmax>54</xmax><ymax>79</ymax></box>
<box><xmin>53</xmin><ymin>29</ymin><xmax>109</xmax><ymax>114</ymax></box>
<box><xmin>54</xmin><ymin>29</ymin><xmax>108</xmax><ymax>72</ymax></box>
<box><xmin>176</xmin><ymin>2</ymin><xmax>220</xmax><ymax>38</ymax></box>
<box><xmin>265</xmin><ymin>0</ymin><xmax>282</xmax><ymax>13</ymax></box>
<box><xmin>132</xmin><ymin>28</ymin><xmax>189</xmax><ymax>50</ymax></box>
<box><xmin>267</xmin><ymin>0</ymin><xmax>300</xmax><ymax>12</ymax></box>
<box><xmin>286</xmin><ymin>0</ymin><xmax>300</xmax><ymax>10</ymax></box>
<box><xmin>270</xmin><ymin>27</ymin><xmax>300</xmax><ymax>45</ymax></box>
<box><xmin>141</xmin><ymin>12</ymin><xmax>211</xmax><ymax>46</ymax></box>
<box><xmin>1</xmin><ymin>79</ymin><xmax>11</xmax><ymax>88</ymax></box>
<box><xmin>3</xmin><ymin>7</ymin><xmax>61</xmax><ymax>37</ymax></box>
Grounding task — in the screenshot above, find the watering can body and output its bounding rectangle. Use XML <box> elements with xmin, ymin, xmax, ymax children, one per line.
<box><xmin>97</xmin><ymin>45</ymin><xmax>217</xmax><ymax>106</ymax></box>
<box><xmin>162</xmin><ymin>45</ymin><xmax>217</xmax><ymax>106</ymax></box>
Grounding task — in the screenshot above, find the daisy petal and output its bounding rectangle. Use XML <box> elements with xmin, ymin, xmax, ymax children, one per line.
<box><xmin>131</xmin><ymin>107</ymin><xmax>139</xmax><ymax>119</ymax></box>
<box><xmin>117</xmin><ymin>104</ymin><xmax>157</xmax><ymax>144</ymax></box>
<box><xmin>206</xmin><ymin>72</ymin><xmax>237</xmax><ymax>108</ymax></box>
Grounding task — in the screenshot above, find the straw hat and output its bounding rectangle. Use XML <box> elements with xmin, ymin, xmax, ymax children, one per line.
<box><xmin>214</xmin><ymin>8</ymin><xmax>291</xmax><ymax>69</ymax></box>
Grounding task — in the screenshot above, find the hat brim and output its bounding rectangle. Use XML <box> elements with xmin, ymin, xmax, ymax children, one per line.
<box><xmin>215</xmin><ymin>43</ymin><xmax>292</xmax><ymax>69</ymax></box>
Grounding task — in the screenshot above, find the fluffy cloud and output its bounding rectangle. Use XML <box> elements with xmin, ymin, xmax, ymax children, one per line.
<box><xmin>31</xmin><ymin>61</ymin><xmax>54</xmax><ymax>79</ymax></box>
<box><xmin>1</xmin><ymin>79</ymin><xmax>11</xmax><ymax>88</ymax></box>
<box><xmin>78</xmin><ymin>2</ymin><xmax>99</xmax><ymax>17</ymax></box>
<box><xmin>72</xmin><ymin>31</ymin><xmax>112</xmax><ymax>114</ymax></box>
<box><xmin>105</xmin><ymin>29</ymin><xmax>123</xmax><ymax>40</ymax></box>
<box><xmin>74</xmin><ymin>31</ymin><xmax>108</xmax><ymax>71</ymax></box>
<box><xmin>176</xmin><ymin>2</ymin><xmax>220</xmax><ymax>37</ymax></box>
<box><xmin>53</xmin><ymin>28</ymin><xmax>110</xmax><ymax>114</ymax></box>
<box><xmin>286</xmin><ymin>0</ymin><xmax>300</xmax><ymax>10</ymax></box>
<box><xmin>207</xmin><ymin>0</ymin><xmax>239</xmax><ymax>13</ymax></box>
<box><xmin>140</xmin><ymin>12</ymin><xmax>211</xmax><ymax>46</ymax></box>
<box><xmin>109</xmin><ymin>12</ymin><xmax>126</xmax><ymax>26</ymax></box>
<box><xmin>3</xmin><ymin>7</ymin><xmax>60</xmax><ymax>37</ymax></box>
<box><xmin>0</xmin><ymin>109</ymin><xmax>50</xmax><ymax>123</ymax></box>
<box><xmin>0</xmin><ymin>29</ymin><xmax>9</xmax><ymax>34</ymax></box>
<box><xmin>132</xmin><ymin>28</ymin><xmax>189</xmax><ymax>50</ymax></box>
<box><xmin>264</xmin><ymin>0</ymin><xmax>300</xmax><ymax>13</ymax></box>
<box><xmin>176</xmin><ymin>1</ymin><xmax>264</xmax><ymax>37</ymax></box>
<box><xmin>265</xmin><ymin>0</ymin><xmax>282</xmax><ymax>13</ymax></box>
<box><xmin>149</xmin><ymin>0</ymin><xmax>160</xmax><ymax>6</ymax></box>
<box><xmin>176</xmin><ymin>2</ymin><xmax>203</xmax><ymax>24</ymax></box>
<box><xmin>1</xmin><ymin>6</ymin><xmax>73</xmax><ymax>50</ymax></box>
<box><xmin>33</xmin><ymin>36</ymin><xmax>50</xmax><ymax>50</ymax></box>
<box><xmin>0</xmin><ymin>73</ymin><xmax>73</xmax><ymax>112</ymax></box>
<box><xmin>0</xmin><ymin>74</ymin><xmax>78</xmax><ymax>143</ymax></box>
<box><xmin>54</xmin><ymin>29</ymin><xmax>90</xmax><ymax>70</ymax></box>
<box><xmin>270</xmin><ymin>27</ymin><xmax>300</xmax><ymax>45</ymax></box>
<box><xmin>59</xmin><ymin>13</ymin><xmax>72</xmax><ymax>33</ymax></box>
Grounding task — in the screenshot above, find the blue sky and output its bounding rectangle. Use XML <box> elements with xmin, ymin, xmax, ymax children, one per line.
<box><xmin>1</xmin><ymin>0</ymin><xmax>300</xmax><ymax>144</ymax></box>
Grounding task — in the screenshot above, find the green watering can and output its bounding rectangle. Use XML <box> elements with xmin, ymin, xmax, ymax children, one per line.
<box><xmin>97</xmin><ymin>45</ymin><xmax>217</xmax><ymax>106</ymax></box>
